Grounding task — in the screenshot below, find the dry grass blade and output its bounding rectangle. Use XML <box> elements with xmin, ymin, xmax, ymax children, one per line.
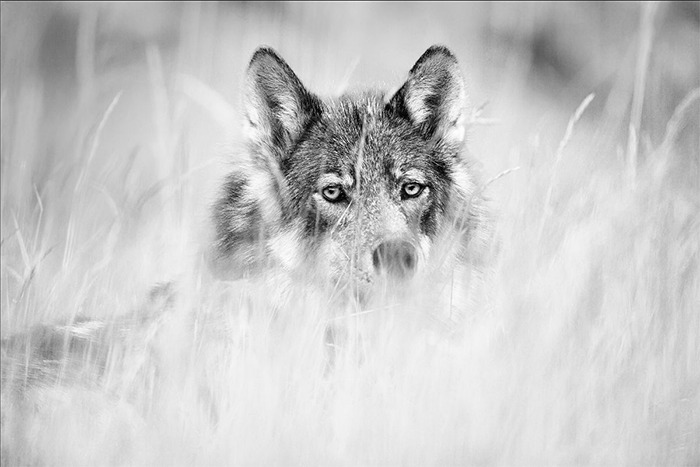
<box><xmin>537</xmin><ymin>92</ymin><xmax>595</xmax><ymax>243</ymax></box>
<box><xmin>627</xmin><ymin>1</ymin><xmax>659</xmax><ymax>181</ymax></box>
<box><xmin>482</xmin><ymin>166</ymin><xmax>521</xmax><ymax>193</ymax></box>
<box><xmin>659</xmin><ymin>87</ymin><xmax>700</xmax><ymax>152</ymax></box>
<box><xmin>86</xmin><ymin>92</ymin><xmax>123</xmax><ymax>166</ymax></box>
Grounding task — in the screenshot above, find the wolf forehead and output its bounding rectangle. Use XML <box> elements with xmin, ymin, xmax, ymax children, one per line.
<box><xmin>284</xmin><ymin>92</ymin><xmax>454</xmax><ymax>193</ymax></box>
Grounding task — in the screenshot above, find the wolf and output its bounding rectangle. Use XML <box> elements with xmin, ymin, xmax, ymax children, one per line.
<box><xmin>210</xmin><ymin>45</ymin><xmax>495</xmax><ymax>314</ymax></box>
<box><xmin>1</xmin><ymin>46</ymin><xmax>495</xmax><ymax>389</ymax></box>
<box><xmin>1</xmin><ymin>47</ymin><xmax>496</xmax><ymax>462</ymax></box>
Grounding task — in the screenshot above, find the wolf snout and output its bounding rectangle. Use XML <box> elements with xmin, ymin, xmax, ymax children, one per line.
<box><xmin>372</xmin><ymin>240</ymin><xmax>417</xmax><ymax>278</ymax></box>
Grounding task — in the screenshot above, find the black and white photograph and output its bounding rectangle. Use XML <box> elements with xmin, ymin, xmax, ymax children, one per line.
<box><xmin>1</xmin><ymin>2</ymin><xmax>699</xmax><ymax>465</ymax></box>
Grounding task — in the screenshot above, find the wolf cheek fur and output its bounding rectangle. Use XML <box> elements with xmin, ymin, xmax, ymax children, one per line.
<box><xmin>210</xmin><ymin>45</ymin><xmax>494</xmax><ymax>303</ymax></box>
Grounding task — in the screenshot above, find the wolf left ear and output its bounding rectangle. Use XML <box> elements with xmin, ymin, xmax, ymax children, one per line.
<box><xmin>388</xmin><ymin>46</ymin><xmax>467</xmax><ymax>146</ymax></box>
<box><xmin>244</xmin><ymin>47</ymin><xmax>322</xmax><ymax>156</ymax></box>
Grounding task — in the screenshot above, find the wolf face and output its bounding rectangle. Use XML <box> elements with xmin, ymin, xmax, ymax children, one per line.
<box><xmin>212</xmin><ymin>46</ymin><xmax>492</xmax><ymax>303</ymax></box>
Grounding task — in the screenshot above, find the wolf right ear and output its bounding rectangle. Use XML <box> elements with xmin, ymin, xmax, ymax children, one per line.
<box><xmin>388</xmin><ymin>45</ymin><xmax>467</xmax><ymax>147</ymax></box>
<box><xmin>244</xmin><ymin>47</ymin><xmax>322</xmax><ymax>157</ymax></box>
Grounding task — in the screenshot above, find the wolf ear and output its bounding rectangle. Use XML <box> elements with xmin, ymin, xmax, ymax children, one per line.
<box><xmin>244</xmin><ymin>47</ymin><xmax>322</xmax><ymax>155</ymax></box>
<box><xmin>388</xmin><ymin>45</ymin><xmax>467</xmax><ymax>146</ymax></box>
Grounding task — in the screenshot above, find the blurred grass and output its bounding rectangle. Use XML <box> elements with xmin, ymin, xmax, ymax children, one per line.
<box><xmin>1</xmin><ymin>2</ymin><xmax>699</xmax><ymax>465</ymax></box>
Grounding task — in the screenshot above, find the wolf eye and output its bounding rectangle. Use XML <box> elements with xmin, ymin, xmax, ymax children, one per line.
<box><xmin>321</xmin><ymin>185</ymin><xmax>344</xmax><ymax>202</ymax></box>
<box><xmin>402</xmin><ymin>182</ymin><xmax>425</xmax><ymax>199</ymax></box>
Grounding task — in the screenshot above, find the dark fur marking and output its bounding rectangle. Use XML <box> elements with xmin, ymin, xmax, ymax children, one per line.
<box><xmin>213</xmin><ymin>173</ymin><xmax>264</xmax><ymax>256</ymax></box>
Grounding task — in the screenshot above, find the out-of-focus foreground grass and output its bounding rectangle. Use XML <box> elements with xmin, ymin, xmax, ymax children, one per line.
<box><xmin>1</xmin><ymin>2</ymin><xmax>699</xmax><ymax>465</ymax></box>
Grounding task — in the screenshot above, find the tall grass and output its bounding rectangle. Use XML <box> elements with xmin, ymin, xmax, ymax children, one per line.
<box><xmin>2</xmin><ymin>2</ymin><xmax>699</xmax><ymax>465</ymax></box>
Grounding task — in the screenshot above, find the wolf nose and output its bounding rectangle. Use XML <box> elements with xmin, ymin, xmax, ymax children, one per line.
<box><xmin>372</xmin><ymin>240</ymin><xmax>417</xmax><ymax>278</ymax></box>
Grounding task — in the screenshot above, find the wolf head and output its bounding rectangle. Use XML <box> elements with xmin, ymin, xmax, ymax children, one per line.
<box><xmin>212</xmin><ymin>46</ymin><xmax>492</xmax><ymax>303</ymax></box>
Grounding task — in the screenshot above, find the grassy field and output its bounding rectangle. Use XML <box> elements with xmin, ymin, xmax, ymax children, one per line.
<box><xmin>1</xmin><ymin>2</ymin><xmax>699</xmax><ymax>465</ymax></box>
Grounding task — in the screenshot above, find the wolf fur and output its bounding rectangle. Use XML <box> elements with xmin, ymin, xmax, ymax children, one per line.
<box><xmin>211</xmin><ymin>45</ymin><xmax>495</xmax><ymax>313</ymax></box>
